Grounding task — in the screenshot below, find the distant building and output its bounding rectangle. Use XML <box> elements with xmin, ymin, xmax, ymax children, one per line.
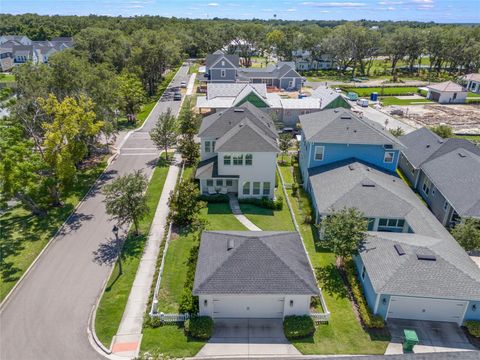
<box><xmin>292</xmin><ymin>49</ymin><xmax>336</xmax><ymax>71</ymax></box>
<box><xmin>426</xmin><ymin>81</ymin><xmax>467</xmax><ymax>104</ymax></box>
<box><xmin>460</xmin><ymin>73</ymin><xmax>480</xmax><ymax>94</ymax></box>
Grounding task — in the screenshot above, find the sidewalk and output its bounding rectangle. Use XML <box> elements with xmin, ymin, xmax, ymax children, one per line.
<box><xmin>186</xmin><ymin>73</ymin><xmax>196</xmax><ymax>96</ymax></box>
<box><xmin>110</xmin><ymin>153</ymin><xmax>182</xmax><ymax>358</ymax></box>
<box><xmin>228</xmin><ymin>194</ymin><xmax>261</xmax><ymax>231</ymax></box>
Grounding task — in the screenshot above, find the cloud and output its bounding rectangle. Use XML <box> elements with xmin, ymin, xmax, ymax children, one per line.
<box><xmin>286</xmin><ymin>8</ymin><xmax>297</xmax><ymax>12</ymax></box>
<box><xmin>411</xmin><ymin>0</ymin><xmax>433</xmax><ymax>3</ymax></box>
<box><xmin>417</xmin><ymin>4</ymin><xmax>434</xmax><ymax>9</ymax></box>
<box><xmin>123</xmin><ymin>5</ymin><xmax>144</xmax><ymax>8</ymax></box>
<box><xmin>207</xmin><ymin>2</ymin><xmax>219</xmax><ymax>6</ymax></box>
<box><xmin>378</xmin><ymin>1</ymin><xmax>403</xmax><ymax>4</ymax></box>
<box><xmin>301</xmin><ymin>1</ymin><xmax>367</xmax><ymax>7</ymax></box>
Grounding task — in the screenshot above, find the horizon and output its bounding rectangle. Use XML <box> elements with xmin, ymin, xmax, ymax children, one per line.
<box><xmin>2</xmin><ymin>0</ymin><xmax>480</xmax><ymax>24</ymax></box>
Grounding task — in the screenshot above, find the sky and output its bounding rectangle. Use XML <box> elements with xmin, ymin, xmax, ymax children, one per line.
<box><xmin>2</xmin><ymin>0</ymin><xmax>479</xmax><ymax>23</ymax></box>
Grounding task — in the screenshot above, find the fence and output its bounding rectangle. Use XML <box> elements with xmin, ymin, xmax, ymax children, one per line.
<box><xmin>310</xmin><ymin>312</ymin><xmax>330</xmax><ymax>324</ymax></box>
<box><xmin>150</xmin><ymin>312</ymin><xmax>194</xmax><ymax>323</ymax></box>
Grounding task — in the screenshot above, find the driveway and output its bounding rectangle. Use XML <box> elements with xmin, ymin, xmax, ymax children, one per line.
<box><xmin>385</xmin><ymin>319</ymin><xmax>476</xmax><ymax>355</ymax></box>
<box><xmin>196</xmin><ymin>318</ymin><xmax>300</xmax><ymax>357</ymax></box>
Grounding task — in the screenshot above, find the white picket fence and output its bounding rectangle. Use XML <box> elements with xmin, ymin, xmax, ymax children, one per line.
<box><xmin>150</xmin><ymin>312</ymin><xmax>194</xmax><ymax>323</ymax></box>
<box><xmin>310</xmin><ymin>312</ymin><xmax>330</xmax><ymax>324</ymax></box>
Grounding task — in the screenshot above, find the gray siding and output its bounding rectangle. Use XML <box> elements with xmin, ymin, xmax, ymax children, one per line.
<box><xmin>209</xmin><ymin>68</ymin><xmax>236</xmax><ymax>82</ymax></box>
<box><xmin>398</xmin><ymin>153</ymin><xmax>419</xmax><ymax>187</ymax></box>
<box><xmin>280</xmin><ymin>77</ymin><xmax>301</xmax><ymax>91</ymax></box>
<box><xmin>417</xmin><ymin>171</ymin><xmax>450</xmax><ymax>226</ymax></box>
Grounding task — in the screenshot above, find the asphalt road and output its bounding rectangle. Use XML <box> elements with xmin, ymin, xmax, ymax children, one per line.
<box><xmin>0</xmin><ymin>64</ymin><xmax>190</xmax><ymax>360</ymax></box>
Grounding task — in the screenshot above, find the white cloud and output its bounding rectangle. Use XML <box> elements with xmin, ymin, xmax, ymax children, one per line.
<box><xmin>378</xmin><ymin>1</ymin><xmax>403</xmax><ymax>4</ymax></box>
<box><xmin>208</xmin><ymin>2</ymin><xmax>219</xmax><ymax>6</ymax></box>
<box><xmin>301</xmin><ymin>1</ymin><xmax>367</xmax><ymax>7</ymax></box>
<box><xmin>417</xmin><ymin>4</ymin><xmax>434</xmax><ymax>9</ymax></box>
<box><xmin>286</xmin><ymin>8</ymin><xmax>297</xmax><ymax>11</ymax></box>
<box><xmin>411</xmin><ymin>0</ymin><xmax>433</xmax><ymax>3</ymax></box>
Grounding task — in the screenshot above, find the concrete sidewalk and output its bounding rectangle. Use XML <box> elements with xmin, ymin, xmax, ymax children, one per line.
<box><xmin>228</xmin><ymin>194</ymin><xmax>261</xmax><ymax>231</ymax></box>
<box><xmin>111</xmin><ymin>153</ymin><xmax>182</xmax><ymax>358</ymax></box>
<box><xmin>186</xmin><ymin>73</ymin><xmax>196</xmax><ymax>95</ymax></box>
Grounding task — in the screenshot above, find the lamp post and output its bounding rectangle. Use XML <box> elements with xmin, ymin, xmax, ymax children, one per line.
<box><xmin>112</xmin><ymin>225</ymin><xmax>123</xmax><ymax>275</ymax></box>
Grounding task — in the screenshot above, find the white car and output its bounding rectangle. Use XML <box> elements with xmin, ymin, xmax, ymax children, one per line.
<box><xmin>180</xmin><ymin>81</ymin><xmax>187</xmax><ymax>88</ymax></box>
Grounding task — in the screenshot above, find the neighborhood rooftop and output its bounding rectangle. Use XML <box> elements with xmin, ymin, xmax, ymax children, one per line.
<box><xmin>427</xmin><ymin>80</ymin><xmax>466</xmax><ymax>92</ymax></box>
<box><xmin>193</xmin><ymin>231</ymin><xmax>319</xmax><ymax>295</ymax></box>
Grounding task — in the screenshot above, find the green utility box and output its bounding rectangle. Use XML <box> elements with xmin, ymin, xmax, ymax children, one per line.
<box><xmin>403</xmin><ymin>329</ymin><xmax>419</xmax><ymax>352</ymax></box>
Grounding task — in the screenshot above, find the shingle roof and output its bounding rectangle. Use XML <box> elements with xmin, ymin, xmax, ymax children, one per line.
<box><xmin>206</xmin><ymin>83</ymin><xmax>267</xmax><ymax>100</ymax></box>
<box><xmin>195</xmin><ymin>156</ymin><xmax>239</xmax><ymax>179</ymax></box>
<box><xmin>462</xmin><ymin>73</ymin><xmax>480</xmax><ymax>82</ymax></box>
<box><xmin>399</xmin><ymin>127</ymin><xmax>445</xmax><ymax>168</ymax></box>
<box><xmin>310</xmin><ymin>86</ymin><xmax>348</xmax><ymax>108</ymax></box>
<box><xmin>193</xmin><ymin>231</ymin><xmax>319</xmax><ymax>295</ymax></box>
<box><xmin>359</xmin><ymin>232</ymin><xmax>480</xmax><ymax>300</ymax></box>
<box><xmin>427</xmin><ymin>81</ymin><xmax>466</xmax><ymax>92</ymax></box>
<box><xmin>236</xmin><ymin>63</ymin><xmax>300</xmax><ymax>80</ymax></box>
<box><xmin>205</xmin><ymin>51</ymin><xmax>239</xmax><ymax>68</ymax></box>
<box><xmin>308</xmin><ymin>159</ymin><xmax>451</xmax><ymax>239</ymax></box>
<box><xmin>300</xmin><ymin>108</ymin><xmax>404</xmax><ymax>148</ymax></box>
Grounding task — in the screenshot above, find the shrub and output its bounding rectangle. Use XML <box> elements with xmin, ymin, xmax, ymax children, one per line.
<box><xmin>198</xmin><ymin>194</ymin><xmax>229</xmax><ymax>203</ymax></box>
<box><xmin>345</xmin><ymin>260</ymin><xmax>385</xmax><ymax>329</ymax></box>
<box><xmin>185</xmin><ymin>316</ymin><xmax>214</xmax><ymax>339</ymax></box>
<box><xmin>239</xmin><ymin>196</ymin><xmax>283</xmax><ymax>210</ymax></box>
<box><xmin>464</xmin><ymin>320</ymin><xmax>480</xmax><ymax>338</ymax></box>
<box><xmin>283</xmin><ymin>315</ymin><xmax>316</xmax><ymax>339</ymax></box>
<box><xmin>178</xmin><ymin>243</ymin><xmax>200</xmax><ymax>314</ymax></box>
<box><xmin>303</xmin><ymin>215</ymin><xmax>313</xmax><ymax>224</ymax></box>
<box><xmin>291</xmin><ymin>183</ymin><xmax>298</xmax><ymax>197</ymax></box>
<box><xmin>144</xmin><ymin>315</ymin><xmax>163</xmax><ymax>328</ymax></box>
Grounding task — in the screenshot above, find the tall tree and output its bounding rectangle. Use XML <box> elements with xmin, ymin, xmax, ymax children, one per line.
<box><xmin>117</xmin><ymin>71</ymin><xmax>146</xmax><ymax>120</ymax></box>
<box><xmin>451</xmin><ymin>218</ymin><xmax>480</xmax><ymax>252</ymax></box>
<box><xmin>384</xmin><ymin>27</ymin><xmax>410</xmax><ymax>81</ymax></box>
<box><xmin>278</xmin><ymin>133</ymin><xmax>291</xmax><ymax>164</ymax></box>
<box><xmin>150</xmin><ymin>108</ymin><xmax>178</xmax><ymax>161</ymax></box>
<box><xmin>177</xmin><ymin>99</ymin><xmax>200</xmax><ymax>165</ymax></box>
<box><xmin>169</xmin><ymin>179</ymin><xmax>205</xmax><ymax>227</ymax></box>
<box><xmin>103</xmin><ymin>170</ymin><xmax>149</xmax><ymax>235</ymax></box>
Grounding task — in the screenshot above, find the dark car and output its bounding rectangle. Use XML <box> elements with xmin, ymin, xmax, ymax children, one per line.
<box><xmin>173</xmin><ymin>92</ymin><xmax>182</xmax><ymax>101</ymax></box>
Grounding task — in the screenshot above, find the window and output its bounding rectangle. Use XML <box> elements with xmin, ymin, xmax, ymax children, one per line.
<box><xmin>216</xmin><ymin>179</ymin><xmax>223</xmax><ymax>187</ymax></box>
<box><xmin>361</xmin><ymin>266</ymin><xmax>366</xmax><ymax>280</ymax></box>
<box><xmin>314</xmin><ymin>146</ymin><xmax>324</xmax><ymax>161</ymax></box>
<box><xmin>226</xmin><ymin>179</ymin><xmax>233</xmax><ymax>187</ymax></box>
<box><xmin>233</xmin><ymin>154</ymin><xmax>243</xmax><ymax>166</ymax></box>
<box><xmin>387</xmin><ymin>219</ymin><xmax>397</xmax><ymax>227</ymax></box>
<box><xmin>221</xmin><ymin>60</ymin><xmax>225</xmax><ymax>66</ymax></box>
<box><xmin>422</xmin><ymin>178</ymin><xmax>431</xmax><ymax>196</ymax></box>
<box><xmin>453</xmin><ymin>92</ymin><xmax>457</xmax><ymax>100</ymax></box>
<box><xmin>443</xmin><ymin>201</ymin><xmax>448</xmax><ymax>211</ymax></box>
<box><xmin>379</xmin><ymin>218</ymin><xmax>387</xmax><ymax>227</ymax></box>
<box><xmin>212</xmin><ymin>141</ymin><xmax>216</xmax><ymax>152</ymax></box>
<box><xmin>253</xmin><ymin>182</ymin><xmax>260</xmax><ymax>195</ymax></box>
<box><xmin>245</xmin><ymin>154</ymin><xmax>253</xmax><ymax>166</ymax></box>
<box><xmin>367</xmin><ymin>218</ymin><xmax>375</xmax><ymax>231</ymax></box>
<box><xmin>223</xmin><ymin>155</ymin><xmax>231</xmax><ymax>165</ymax></box>
<box><xmin>221</xmin><ymin>69</ymin><xmax>226</xmax><ymax>78</ymax></box>
<box><xmin>206</xmin><ymin>180</ymin><xmax>213</xmax><ymax>187</ymax></box>
<box><xmin>263</xmin><ymin>182</ymin><xmax>270</xmax><ymax>196</ymax></box>
<box><xmin>243</xmin><ymin>182</ymin><xmax>250</xmax><ymax>195</ymax></box>
<box><xmin>384</xmin><ymin>151</ymin><xmax>395</xmax><ymax>163</ymax></box>
<box><xmin>204</xmin><ymin>141</ymin><xmax>211</xmax><ymax>153</ymax></box>
<box><xmin>378</xmin><ymin>218</ymin><xmax>406</xmax><ymax>232</ymax></box>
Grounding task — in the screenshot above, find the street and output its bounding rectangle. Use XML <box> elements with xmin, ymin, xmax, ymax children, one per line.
<box><xmin>0</xmin><ymin>64</ymin><xmax>190</xmax><ymax>360</ymax></box>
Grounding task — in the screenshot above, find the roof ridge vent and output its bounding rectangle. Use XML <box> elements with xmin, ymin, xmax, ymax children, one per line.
<box><xmin>361</xmin><ymin>180</ymin><xmax>375</xmax><ymax>187</ymax></box>
<box><xmin>227</xmin><ymin>239</ymin><xmax>234</xmax><ymax>251</ymax></box>
<box><xmin>417</xmin><ymin>253</ymin><xmax>436</xmax><ymax>261</ymax></box>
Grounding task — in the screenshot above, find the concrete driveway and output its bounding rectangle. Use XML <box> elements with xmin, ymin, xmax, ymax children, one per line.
<box><xmin>385</xmin><ymin>319</ymin><xmax>476</xmax><ymax>355</ymax></box>
<box><xmin>196</xmin><ymin>318</ymin><xmax>300</xmax><ymax>357</ymax></box>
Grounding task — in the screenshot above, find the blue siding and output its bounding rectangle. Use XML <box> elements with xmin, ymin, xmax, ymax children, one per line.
<box><xmin>377</xmin><ymin>295</ymin><xmax>390</xmax><ymax>318</ymax></box>
<box><xmin>305</xmin><ymin>142</ymin><xmax>399</xmax><ymax>173</ymax></box>
<box><xmin>354</xmin><ymin>256</ymin><xmax>378</xmax><ymax>311</ymax></box>
<box><xmin>464</xmin><ymin>301</ymin><xmax>480</xmax><ymax>321</ymax></box>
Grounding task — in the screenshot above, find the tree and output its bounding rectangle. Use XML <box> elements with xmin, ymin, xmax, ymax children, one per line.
<box><xmin>117</xmin><ymin>71</ymin><xmax>146</xmax><ymax>120</ymax></box>
<box><xmin>103</xmin><ymin>170</ymin><xmax>149</xmax><ymax>235</ymax></box>
<box><xmin>169</xmin><ymin>179</ymin><xmax>206</xmax><ymax>227</ymax></box>
<box><xmin>451</xmin><ymin>218</ymin><xmax>480</xmax><ymax>252</ymax></box>
<box><xmin>278</xmin><ymin>133</ymin><xmax>291</xmax><ymax>164</ymax></box>
<box><xmin>389</xmin><ymin>127</ymin><xmax>405</xmax><ymax>137</ymax></box>
<box><xmin>383</xmin><ymin>27</ymin><xmax>410</xmax><ymax>82</ymax></box>
<box><xmin>150</xmin><ymin>108</ymin><xmax>177</xmax><ymax>161</ymax></box>
<box><xmin>178</xmin><ymin>100</ymin><xmax>200</xmax><ymax>164</ymax></box>
<box><xmin>319</xmin><ymin>207</ymin><xmax>368</xmax><ymax>267</ymax></box>
<box><xmin>430</xmin><ymin>124</ymin><xmax>454</xmax><ymax>138</ymax></box>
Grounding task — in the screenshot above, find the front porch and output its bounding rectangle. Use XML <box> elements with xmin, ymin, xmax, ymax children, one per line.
<box><xmin>199</xmin><ymin>178</ymin><xmax>239</xmax><ymax>196</ymax></box>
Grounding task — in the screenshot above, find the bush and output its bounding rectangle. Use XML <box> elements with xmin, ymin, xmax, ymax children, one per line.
<box><xmin>283</xmin><ymin>315</ymin><xmax>316</xmax><ymax>339</ymax></box>
<box><xmin>198</xmin><ymin>194</ymin><xmax>229</xmax><ymax>203</ymax></box>
<box><xmin>291</xmin><ymin>183</ymin><xmax>298</xmax><ymax>197</ymax></box>
<box><xmin>303</xmin><ymin>215</ymin><xmax>313</xmax><ymax>224</ymax></box>
<box><xmin>239</xmin><ymin>196</ymin><xmax>283</xmax><ymax>210</ymax></box>
<box><xmin>185</xmin><ymin>316</ymin><xmax>214</xmax><ymax>339</ymax></box>
<box><xmin>464</xmin><ymin>320</ymin><xmax>480</xmax><ymax>338</ymax></box>
<box><xmin>345</xmin><ymin>260</ymin><xmax>385</xmax><ymax>329</ymax></box>
<box><xmin>178</xmin><ymin>244</ymin><xmax>200</xmax><ymax>314</ymax></box>
<box><xmin>144</xmin><ymin>315</ymin><xmax>163</xmax><ymax>328</ymax></box>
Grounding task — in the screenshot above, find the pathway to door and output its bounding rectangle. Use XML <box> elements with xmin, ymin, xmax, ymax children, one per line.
<box><xmin>228</xmin><ymin>194</ymin><xmax>261</xmax><ymax>231</ymax></box>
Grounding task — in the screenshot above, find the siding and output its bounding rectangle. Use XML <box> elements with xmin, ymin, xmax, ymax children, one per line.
<box><xmin>398</xmin><ymin>152</ymin><xmax>419</xmax><ymax>187</ymax></box>
<box><xmin>464</xmin><ymin>301</ymin><xmax>480</xmax><ymax>321</ymax></box>
<box><xmin>417</xmin><ymin>171</ymin><xmax>449</xmax><ymax>225</ymax></box>
<box><xmin>236</xmin><ymin>92</ymin><xmax>269</xmax><ymax>108</ymax></box>
<box><xmin>354</xmin><ymin>256</ymin><xmax>378</xmax><ymax>311</ymax></box>
<box><xmin>324</xmin><ymin>96</ymin><xmax>351</xmax><ymax>110</ymax></box>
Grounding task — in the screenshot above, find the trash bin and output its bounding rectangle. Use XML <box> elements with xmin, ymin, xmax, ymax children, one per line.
<box><xmin>370</xmin><ymin>92</ymin><xmax>378</xmax><ymax>101</ymax></box>
<box><xmin>403</xmin><ymin>329</ymin><xmax>419</xmax><ymax>352</ymax></box>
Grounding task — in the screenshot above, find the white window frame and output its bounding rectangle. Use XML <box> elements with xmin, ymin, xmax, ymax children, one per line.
<box><xmin>252</xmin><ymin>182</ymin><xmax>261</xmax><ymax>195</ymax></box>
<box><xmin>245</xmin><ymin>154</ymin><xmax>253</xmax><ymax>166</ymax></box>
<box><xmin>242</xmin><ymin>182</ymin><xmax>250</xmax><ymax>195</ymax></box>
<box><xmin>204</xmin><ymin>141</ymin><xmax>211</xmax><ymax>153</ymax></box>
<box><xmin>314</xmin><ymin>146</ymin><xmax>324</xmax><ymax>161</ymax></box>
<box><xmin>226</xmin><ymin>179</ymin><xmax>233</xmax><ymax>187</ymax></box>
<box><xmin>223</xmin><ymin>155</ymin><xmax>231</xmax><ymax>165</ymax></box>
<box><xmin>263</xmin><ymin>182</ymin><xmax>270</xmax><ymax>196</ymax></box>
<box><xmin>233</xmin><ymin>154</ymin><xmax>243</xmax><ymax>166</ymax></box>
<box><xmin>221</xmin><ymin>69</ymin><xmax>226</xmax><ymax>78</ymax></box>
<box><xmin>422</xmin><ymin>177</ymin><xmax>431</xmax><ymax>196</ymax></box>
<box><xmin>216</xmin><ymin>179</ymin><xmax>223</xmax><ymax>187</ymax></box>
<box><xmin>443</xmin><ymin>200</ymin><xmax>449</xmax><ymax>211</ymax></box>
<box><xmin>206</xmin><ymin>179</ymin><xmax>213</xmax><ymax>187</ymax></box>
<box><xmin>384</xmin><ymin>151</ymin><xmax>395</xmax><ymax>163</ymax></box>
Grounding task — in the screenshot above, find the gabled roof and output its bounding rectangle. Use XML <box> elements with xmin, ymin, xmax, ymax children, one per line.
<box><xmin>300</xmin><ymin>108</ymin><xmax>404</xmax><ymax>148</ymax></box>
<box><xmin>236</xmin><ymin>63</ymin><xmax>301</xmax><ymax>80</ymax></box>
<box><xmin>462</xmin><ymin>73</ymin><xmax>480</xmax><ymax>82</ymax></box>
<box><xmin>427</xmin><ymin>81</ymin><xmax>466</xmax><ymax>92</ymax></box>
<box><xmin>308</xmin><ymin>159</ymin><xmax>452</xmax><ymax>239</ymax></box>
<box><xmin>193</xmin><ymin>231</ymin><xmax>319</xmax><ymax>295</ymax></box>
<box><xmin>360</xmin><ymin>232</ymin><xmax>480</xmax><ymax>300</ymax></box>
<box><xmin>198</xmin><ymin>102</ymin><xmax>277</xmax><ymax>140</ymax></box>
<box><xmin>399</xmin><ymin>127</ymin><xmax>445</xmax><ymax>168</ymax></box>
<box><xmin>195</xmin><ymin>156</ymin><xmax>239</xmax><ymax>179</ymax></box>
<box><xmin>310</xmin><ymin>86</ymin><xmax>347</xmax><ymax>108</ymax></box>
<box><xmin>205</xmin><ymin>51</ymin><xmax>239</xmax><ymax>68</ymax></box>
<box><xmin>206</xmin><ymin>83</ymin><xmax>267</xmax><ymax>100</ymax></box>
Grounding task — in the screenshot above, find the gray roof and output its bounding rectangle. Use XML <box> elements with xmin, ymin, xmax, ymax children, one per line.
<box><xmin>359</xmin><ymin>232</ymin><xmax>480</xmax><ymax>300</ymax></box>
<box><xmin>427</xmin><ymin>81</ymin><xmax>466</xmax><ymax>92</ymax></box>
<box><xmin>300</xmin><ymin>108</ymin><xmax>404</xmax><ymax>148</ymax></box>
<box><xmin>310</xmin><ymin>86</ymin><xmax>349</xmax><ymax>108</ymax></box>
<box><xmin>237</xmin><ymin>63</ymin><xmax>301</xmax><ymax>80</ymax></box>
<box><xmin>195</xmin><ymin>156</ymin><xmax>239</xmax><ymax>179</ymax></box>
<box><xmin>308</xmin><ymin>159</ymin><xmax>452</xmax><ymax>239</ymax></box>
<box><xmin>193</xmin><ymin>231</ymin><xmax>319</xmax><ymax>295</ymax></box>
<box><xmin>205</xmin><ymin>51</ymin><xmax>239</xmax><ymax>68</ymax></box>
<box><xmin>206</xmin><ymin>83</ymin><xmax>267</xmax><ymax>100</ymax></box>
<box><xmin>399</xmin><ymin>127</ymin><xmax>445</xmax><ymax>168</ymax></box>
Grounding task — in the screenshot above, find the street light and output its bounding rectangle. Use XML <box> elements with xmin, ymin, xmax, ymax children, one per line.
<box><xmin>112</xmin><ymin>225</ymin><xmax>123</xmax><ymax>275</ymax></box>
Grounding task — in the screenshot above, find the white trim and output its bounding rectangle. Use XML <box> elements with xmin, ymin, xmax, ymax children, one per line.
<box><xmin>210</xmin><ymin>55</ymin><xmax>237</xmax><ymax>70</ymax></box>
<box><xmin>373</xmin><ymin>293</ymin><xmax>381</xmax><ymax>314</ymax></box>
<box><xmin>314</xmin><ymin>145</ymin><xmax>325</xmax><ymax>161</ymax></box>
<box><xmin>383</xmin><ymin>151</ymin><xmax>395</xmax><ymax>163</ymax></box>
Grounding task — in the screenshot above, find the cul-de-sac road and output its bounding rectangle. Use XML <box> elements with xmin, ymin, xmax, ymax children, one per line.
<box><xmin>0</xmin><ymin>64</ymin><xmax>190</xmax><ymax>360</ymax></box>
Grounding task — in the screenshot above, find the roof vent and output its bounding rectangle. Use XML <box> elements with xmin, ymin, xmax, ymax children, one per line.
<box><xmin>340</xmin><ymin>115</ymin><xmax>352</xmax><ymax>120</ymax></box>
<box><xmin>227</xmin><ymin>239</ymin><xmax>235</xmax><ymax>251</ymax></box>
<box><xmin>394</xmin><ymin>244</ymin><xmax>405</xmax><ymax>256</ymax></box>
<box><xmin>426</xmin><ymin>144</ymin><xmax>430</xmax><ymax>148</ymax></box>
<box><xmin>361</xmin><ymin>180</ymin><xmax>375</xmax><ymax>187</ymax></box>
<box><xmin>437</xmin><ymin>139</ymin><xmax>444</xmax><ymax>144</ymax></box>
<box><xmin>348</xmin><ymin>164</ymin><xmax>355</xmax><ymax>171</ymax></box>
<box><xmin>234</xmin><ymin>108</ymin><xmax>245</xmax><ymax>112</ymax></box>
<box><xmin>334</xmin><ymin>109</ymin><xmax>339</xmax><ymax>113</ymax></box>
<box><xmin>458</xmin><ymin>152</ymin><xmax>467</xmax><ymax>158</ymax></box>
<box><xmin>239</xmin><ymin>122</ymin><xmax>244</xmax><ymax>127</ymax></box>
<box><xmin>417</xmin><ymin>254</ymin><xmax>436</xmax><ymax>261</ymax></box>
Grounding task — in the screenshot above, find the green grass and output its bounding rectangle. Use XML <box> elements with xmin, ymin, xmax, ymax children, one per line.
<box><xmin>279</xmin><ymin>160</ymin><xmax>390</xmax><ymax>355</ymax></box>
<box><xmin>456</xmin><ymin>134</ymin><xmax>480</xmax><ymax>145</ymax></box>
<box><xmin>0</xmin><ymin>73</ymin><xmax>15</xmax><ymax>83</ymax></box>
<box><xmin>378</xmin><ymin>96</ymin><xmax>433</xmax><ymax>106</ymax></box>
<box><xmin>467</xmin><ymin>92</ymin><xmax>480</xmax><ymax>99</ymax></box>
<box><xmin>343</xmin><ymin>87</ymin><xmax>420</xmax><ymax>97</ymax></box>
<box><xmin>94</xmin><ymin>155</ymin><xmax>170</xmax><ymax>347</ymax></box>
<box><xmin>0</xmin><ymin>156</ymin><xmax>107</xmax><ymax>302</ymax></box>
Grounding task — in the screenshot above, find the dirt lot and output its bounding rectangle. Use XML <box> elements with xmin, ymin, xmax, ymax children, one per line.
<box><xmin>385</xmin><ymin>103</ymin><xmax>480</xmax><ymax>134</ymax></box>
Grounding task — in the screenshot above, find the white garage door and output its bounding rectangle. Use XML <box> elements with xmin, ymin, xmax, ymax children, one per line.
<box><xmin>388</xmin><ymin>296</ymin><xmax>467</xmax><ymax>324</ymax></box>
<box><xmin>213</xmin><ymin>296</ymin><xmax>284</xmax><ymax>318</ymax></box>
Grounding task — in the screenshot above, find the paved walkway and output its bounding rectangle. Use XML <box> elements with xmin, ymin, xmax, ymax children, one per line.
<box><xmin>186</xmin><ymin>73</ymin><xmax>196</xmax><ymax>96</ymax></box>
<box><xmin>228</xmin><ymin>194</ymin><xmax>261</xmax><ymax>231</ymax></box>
<box><xmin>111</xmin><ymin>153</ymin><xmax>182</xmax><ymax>358</ymax></box>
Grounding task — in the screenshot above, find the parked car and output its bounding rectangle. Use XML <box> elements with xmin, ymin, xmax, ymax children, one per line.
<box><xmin>180</xmin><ymin>81</ymin><xmax>187</xmax><ymax>88</ymax></box>
<box><xmin>173</xmin><ymin>92</ymin><xmax>182</xmax><ymax>101</ymax></box>
<box><xmin>357</xmin><ymin>98</ymin><xmax>369</xmax><ymax>107</ymax></box>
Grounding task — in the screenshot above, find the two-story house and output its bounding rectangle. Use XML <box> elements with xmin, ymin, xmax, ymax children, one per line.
<box><xmin>195</xmin><ymin>103</ymin><xmax>279</xmax><ymax>199</ymax></box>
<box><xmin>204</xmin><ymin>50</ymin><xmax>240</xmax><ymax>83</ymax></box>
<box><xmin>398</xmin><ymin>127</ymin><xmax>480</xmax><ymax>227</ymax></box>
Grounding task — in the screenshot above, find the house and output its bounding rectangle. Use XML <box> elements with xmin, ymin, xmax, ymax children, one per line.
<box><xmin>461</xmin><ymin>73</ymin><xmax>480</xmax><ymax>93</ymax></box>
<box><xmin>292</xmin><ymin>49</ymin><xmax>336</xmax><ymax>71</ymax></box>
<box><xmin>0</xmin><ymin>46</ymin><xmax>13</xmax><ymax>71</ymax></box>
<box><xmin>426</xmin><ymin>81</ymin><xmax>467</xmax><ymax>104</ymax></box>
<box><xmin>195</xmin><ymin>103</ymin><xmax>279</xmax><ymax>199</ymax></box>
<box><xmin>193</xmin><ymin>231</ymin><xmax>319</xmax><ymax>319</ymax></box>
<box><xmin>204</xmin><ymin>50</ymin><xmax>240</xmax><ymax>83</ymax></box>
<box><xmin>196</xmin><ymin>83</ymin><xmax>350</xmax><ymax>128</ymax></box>
<box><xmin>398</xmin><ymin>127</ymin><xmax>480</xmax><ymax>226</ymax></box>
<box><xmin>0</xmin><ymin>35</ymin><xmax>31</xmax><ymax>46</ymax></box>
<box><xmin>356</xmin><ymin>231</ymin><xmax>480</xmax><ymax>324</ymax></box>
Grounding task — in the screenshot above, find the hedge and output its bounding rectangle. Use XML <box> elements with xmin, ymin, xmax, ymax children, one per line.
<box><xmin>283</xmin><ymin>315</ymin><xmax>316</xmax><ymax>339</ymax></box>
<box><xmin>239</xmin><ymin>196</ymin><xmax>283</xmax><ymax>210</ymax></box>
<box><xmin>198</xmin><ymin>194</ymin><xmax>230</xmax><ymax>203</ymax></box>
<box><xmin>185</xmin><ymin>316</ymin><xmax>214</xmax><ymax>339</ymax></box>
<box><xmin>178</xmin><ymin>243</ymin><xmax>200</xmax><ymax>314</ymax></box>
<box><xmin>464</xmin><ymin>320</ymin><xmax>480</xmax><ymax>338</ymax></box>
<box><xmin>345</xmin><ymin>260</ymin><xmax>385</xmax><ymax>329</ymax></box>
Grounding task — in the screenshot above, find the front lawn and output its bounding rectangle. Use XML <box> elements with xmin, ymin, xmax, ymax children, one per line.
<box><xmin>278</xmin><ymin>159</ymin><xmax>390</xmax><ymax>355</ymax></box>
<box><xmin>343</xmin><ymin>86</ymin><xmax>420</xmax><ymax>97</ymax></box>
<box><xmin>0</xmin><ymin>73</ymin><xmax>15</xmax><ymax>83</ymax></box>
<box><xmin>95</xmin><ymin>155</ymin><xmax>170</xmax><ymax>347</ymax></box>
<box><xmin>0</xmin><ymin>155</ymin><xmax>107</xmax><ymax>302</ymax></box>
<box><xmin>378</xmin><ymin>96</ymin><xmax>432</xmax><ymax>106</ymax></box>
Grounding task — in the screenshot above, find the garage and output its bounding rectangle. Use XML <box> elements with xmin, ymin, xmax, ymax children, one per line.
<box><xmin>212</xmin><ymin>296</ymin><xmax>285</xmax><ymax>318</ymax></box>
<box><xmin>387</xmin><ymin>296</ymin><xmax>467</xmax><ymax>324</ymax></box>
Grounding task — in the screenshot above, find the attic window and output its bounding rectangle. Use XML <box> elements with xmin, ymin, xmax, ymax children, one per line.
<box><xmin>227</xmin><ymin>239</ymin><xmax>234</xmax><ymax>251</ymax></box>
<box><xmin>394</xmin><ymin>244</ymin><xmax>405</xmax><ymax>256</ymax></box>
<box><xmin>417</xmin><ymin>254</ymin><xmax>436</xmax><ymax>261</ymax></box>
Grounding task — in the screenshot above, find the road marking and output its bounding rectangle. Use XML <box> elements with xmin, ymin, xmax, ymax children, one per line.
<box><xmin>119</xmin><ymin>153</ymin><xmax>158</xmax><ymax>156</ymax></box>
<box><xmin>121</xmin><ymin>147</ymin><xmax>158</xmax><ymax>150</ymax></box>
